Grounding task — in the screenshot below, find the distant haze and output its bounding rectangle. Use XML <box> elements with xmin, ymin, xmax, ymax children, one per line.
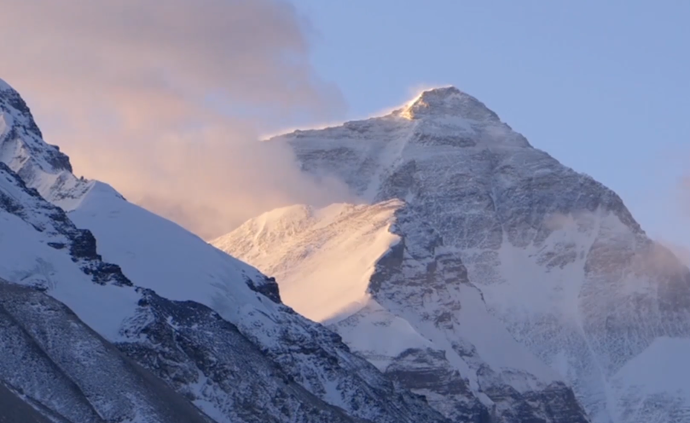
<box><xmin>0</xmin><ymin>0</ymin><xmax>351</xmax><ymax>239</ymax></box>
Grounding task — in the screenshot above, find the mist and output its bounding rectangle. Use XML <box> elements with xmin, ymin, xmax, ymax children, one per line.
<box><xmin>0</xmin><ymin>0</ymin><xmax>352</xmax><ymax>239</ymax></box>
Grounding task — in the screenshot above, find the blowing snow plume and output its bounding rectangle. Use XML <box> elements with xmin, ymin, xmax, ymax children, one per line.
<box><xmin>0</xmin><ymin>0</ymin><xmax>351</xmax><ymax>239</ymax></box>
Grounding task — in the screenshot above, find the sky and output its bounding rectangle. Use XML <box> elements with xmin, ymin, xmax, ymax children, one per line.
<box><xmin>287</xmin><ymin>0</ymin><xmax>690</xmax><ymax>249</ymax></box>
<box><xmin>0</xmin><ymin>1</ymin><xmax>688</xmax><ymax>247</ymax></box>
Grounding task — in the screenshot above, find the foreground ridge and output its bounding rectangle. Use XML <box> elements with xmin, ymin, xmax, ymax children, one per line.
<box><xmin>0</xmin><ymin>81</ymin><xmax>452</xmax><ymax>422</ymax></box>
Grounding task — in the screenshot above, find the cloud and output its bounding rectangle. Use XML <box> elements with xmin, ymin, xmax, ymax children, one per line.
<box><xmin>654</xmin><ymin>240</ymin><xmax>690</xmax><ymax>268</ymax></box>
<box><xmin>0</xmin><ymin>0</ymin><xmax>350</xmax><ymax>239</ymax></box>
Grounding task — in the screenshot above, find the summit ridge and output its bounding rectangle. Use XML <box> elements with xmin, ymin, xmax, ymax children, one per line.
<box><xmin>398</xmin><ymin>86</ymin><xmax>500</xmax><ymax>122</ymax></box>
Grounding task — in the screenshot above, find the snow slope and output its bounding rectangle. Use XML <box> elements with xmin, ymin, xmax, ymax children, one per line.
<box><xmin>0</xmin><ymin>163</ymin><xmax>139</xmax><ymax>339</ymax></box>
<box><xmin>69</xmin><ymin>182</ymin><xmax>269</xmax><ymax>323</ymax></box>
<box><xmin>0</xmin><ymin>160</ymin><xmax>215</xmax><ymax>422</ymax></box>
<box><xmin>213</xmin><ymin>201</ymin><xmax>402</xmax><ymax>323</ymax></box>
<box><xmin>0</xmin><ymin>78</ymin><xmax>450</xmax><ymax>423</ymax></box>
<box><xmin>219</xmin><ymin>86</ymin><xmax>690</xmax><ymax>423</ymax></box>
<box><xmin>612</xmin><ymin>337</ymin><xmax>690</xmax><ymax>422</ymax></box>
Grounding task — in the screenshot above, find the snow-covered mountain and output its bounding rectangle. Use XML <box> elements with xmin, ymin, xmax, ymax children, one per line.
<box><xmin>0</xmin><ymin>79</ymin><xmax>451</xmax><ymax>422</ymax></box>
<box><xmin>215</xmin><ymin>86</ymin><xmax>690</xmax><ymax>423</ymax></box>
<box><xmin>215</xmin><ymin>202</ymin><xmax>589</xmax><ymax>423</ymax></box>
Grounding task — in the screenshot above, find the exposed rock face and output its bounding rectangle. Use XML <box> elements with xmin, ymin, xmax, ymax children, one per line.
<box><xmin>369</xmin><ymin>205</ymin><xmax>590</xmax><ymax>423</ymax></box>
<box><xmin>118</xmin><ymin>290</ymin><xmax>365</xmax><ymax>423</ymax></box>
<box><xmin>0</xmin><ymin>381</ymin><xmax>55</xmax><ymax>423</ymax></box>
<box><xmin>0</xmin><ymin>280</ymin><xmax>212</xmax><ymax>423</ymax></box>
<box><xmin>118</xmin><ymin>287</ymin><xmax>450</xmax><ymax>423</ymax></box>
<box><xmin>216</xmin><ymin>86</ymin><xmax>690</xmax><ymax>423</ymax></box>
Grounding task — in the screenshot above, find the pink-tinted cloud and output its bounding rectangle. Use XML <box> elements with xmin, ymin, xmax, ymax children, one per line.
<box><xmin>0</xmin><ymin>0</ymin><xmax>352</xmax><ymax>238</ymax></box>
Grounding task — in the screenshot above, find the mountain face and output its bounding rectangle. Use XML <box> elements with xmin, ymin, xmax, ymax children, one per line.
<box><xmin>0</xmin><ymin>159</ymin><xmax>212</xmax><ymax>422</ymax></box>
<box><xmin>0</xmin><ymin>79</ymin><xmax>451</xmax><ymax>422</ymax></box>
<box><xmin>215</xmin><ymin>87</ymin><xmax>690</xmax><ymax>423</ymax></box>
<box><xmin>215</xmin><ymin>202</ymin><xmax>590</xmax><ymax>423</ymax></box>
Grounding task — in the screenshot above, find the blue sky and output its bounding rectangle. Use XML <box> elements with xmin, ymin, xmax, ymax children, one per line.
<box><xmin>289</xmin><ymin>0</ymin><xmax>690</xmax><ymax>247</ymax></box>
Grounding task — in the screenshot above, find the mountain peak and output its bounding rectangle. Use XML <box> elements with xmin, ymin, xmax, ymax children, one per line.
<box><xmin>0</xmin><ymin>78</ymin><xmax>43</xmax><ymax>139</ymax></box>
<box><xmin>0</xmin><ymin>77</ymin><xmax>86</xmax><ymax>207</ymax></box>
<box><xmin>399</xmin><ymin>86</ymin><xmax>500</xmax><ymax>122</ymax></box>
